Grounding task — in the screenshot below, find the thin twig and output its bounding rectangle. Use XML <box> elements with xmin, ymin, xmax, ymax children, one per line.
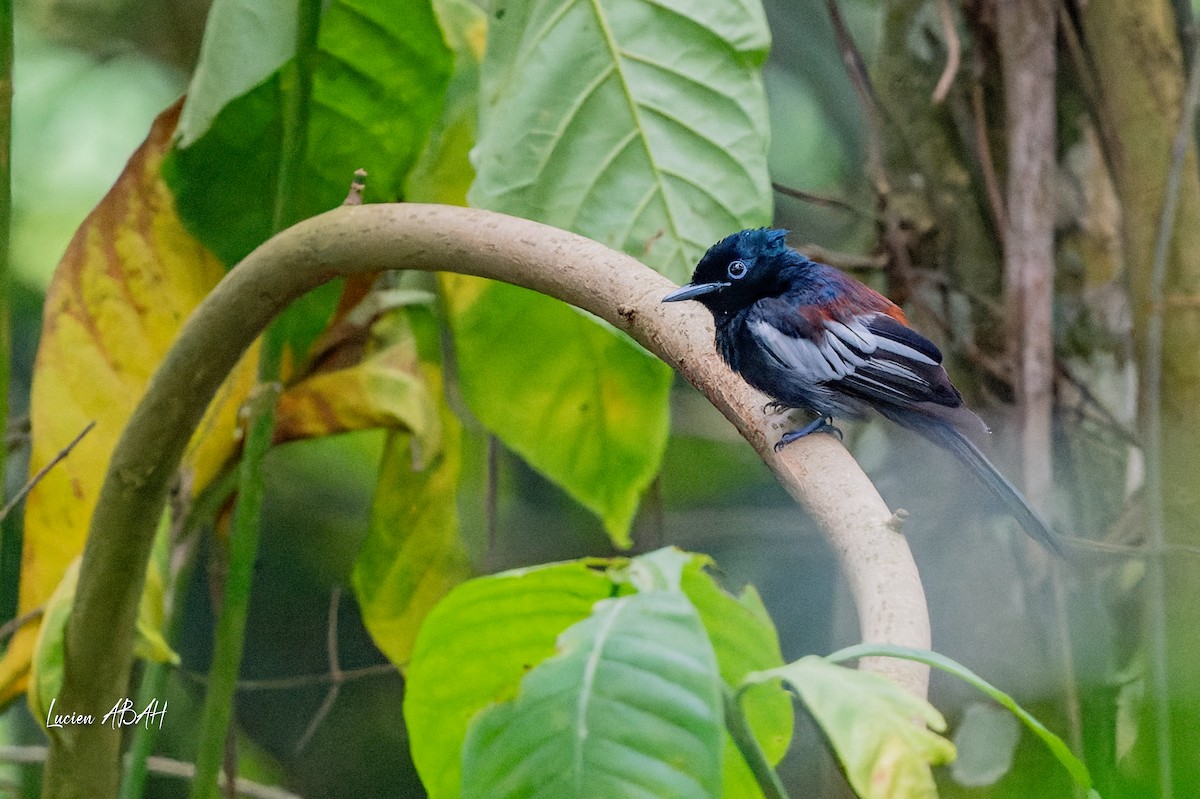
<box><xmin>485</xmin><ymin>435</ymin><xmax>499</xmax><ymax>572</ymax></box>
<box><xmin>1143</xmin><ymin>33</ymin><xmax>1200</xmax><ymax>799</ymax></box>
<box><xmin>342</xmin><ymin>168</ymin><xmax>367</xmax><ymax>207</ymax></box>
<box><xmin>770</xmin><ymin>182</ymin><xmax>869</xmax><ymax>217</ymax></box>
<box><xmin>1065</xmin><ymin>536</ymin><xmax>1200</xmax><ymax>559</ymax></box>
<box><xmin>0</xmin><ymin>746</ymin><xmax>303</xmax><ymax>799</ymax></box>
<box><xmin>797</xmin><ymin>244</ymin><xmax>888</xmax><ymax>272</ymax></box>
<box><xmin>824</xmin><ymin>0</ymin><xmax>885</xmax><ymax>193</ymax></box>
<box><xmin>179</xmin><ymin>662</ymin><xmax>396</xmax><ymax>692</ymax></box>
<box><xmin>1057</xmin><ymin>2</ymin><xmax>1122</xmax><ymax>181</ymax></box>
<box><xmin>970</xmin><ymin>78</ymin><xmax>1008</xmax><ymax>237</ymax></box>
<box><xmin>0</xmin><ymin>420</ymin><xmax>96</xmax><ymax>523</ymax></box>
<box><xmin>294</xmin><ymin>586</ymin><xmax>343</xmax><ymax>754</ymax></box>
<box><xmin>823</xmin><ymin>0</ymin><xmax>918</xmax><ymax>303</ymax></box>
<box><xmin>0</xmin><ymin>606</ymin><xmax>41</xmax><ymax>642</ymax></box>
<box><xmin>1054</xmin><ymin>360</ymin><xmax>1141</xmax><ymax>448</ymax></box>
<box><xmin>931</xmin><ymin>0</ymin><xmax>961</xmax><ymax>104</ymax></box>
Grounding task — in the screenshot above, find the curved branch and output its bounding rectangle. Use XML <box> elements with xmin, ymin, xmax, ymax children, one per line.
<box><xmin>44</xmin><ymin>204</ymin><xmax>930</xmax><ymax>798</ymax></box>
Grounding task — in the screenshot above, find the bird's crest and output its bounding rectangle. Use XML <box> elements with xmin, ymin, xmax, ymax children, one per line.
<box><xmin>737</xmin><ymin>227</ymin><xmax>790</xmax><ymax>257</ymax></box>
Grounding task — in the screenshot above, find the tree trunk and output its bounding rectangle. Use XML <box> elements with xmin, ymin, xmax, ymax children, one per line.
<box><xmin>1082</xmin><ymin>1</ymin><xmax>1200</xmax><ymax>794</ymax></box>
<box><xmin>996</xmin><ymin>0</ymin><xmax>1056</xmax><ymax>508</ymax></box>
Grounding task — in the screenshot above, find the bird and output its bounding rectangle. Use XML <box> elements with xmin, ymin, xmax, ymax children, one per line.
<box><xmin>663</xmin><ymin>228</ymin><xmax>1063</xmax><ymax>556</ymax></box>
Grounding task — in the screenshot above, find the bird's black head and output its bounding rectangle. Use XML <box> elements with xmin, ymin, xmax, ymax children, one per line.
<box><xmin>663</xmin><ymin>228</ymin><xmax>797</xmax><ymax>314</ymax></box>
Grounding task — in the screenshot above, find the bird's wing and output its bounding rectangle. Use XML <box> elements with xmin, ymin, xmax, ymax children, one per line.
<box><xmin>749</xmin><ymin>303</ymin><xmax>962</xmax><ymax>409</ymax></box>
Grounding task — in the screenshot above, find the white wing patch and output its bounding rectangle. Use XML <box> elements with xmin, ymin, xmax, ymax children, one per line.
<box><xmin>751</xmin><ymin>319</ymin><xmax>841</xmax><ymax>381</ymax></box>
<box><xmin>865</xmin><ymin>358</ymin><xmax>925</xmax><ymax>385</ymax></box>
<box><xmin>752</xmin><ymin>313</ymin><xmax>933</xmax><ymax>396</ymax></box>
<box><xmin>824</xmin><ymin>329</ymin><xmax>868</xmax><ymax>367</ymax></box>
<box><xmin>872</xmin><ymin>334</ymin><xmax>938</xmax><ymax>365</ymax></box>
<box><xmin>824</xmin><ymin>319</ymin><xmax>875</xmax><ymax>352</ymax></box>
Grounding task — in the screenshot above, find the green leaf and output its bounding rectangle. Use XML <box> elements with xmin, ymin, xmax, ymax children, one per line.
<box><xmin>405</xmin><ymin>0</ymin><xmax>486</xmax><ymax>206</ymax></box>
<box><xmin>624</xmin><ymin>544</ymin><xmax>693</xmax><ymax>591</ymax></box>
<box><xmin>167</xmin><ymin>0</ymin><xmax>453</xmax><ymax>264</ymax></box>
<box><xmin>470</xmin><ymin>0</ymin><xmax>772</xmax><ymax>283</ymax></box>
<box><xmin>826</xmin><ymin>642</ymin><xmax>1095</xmax><ymax>793</ymax></box>
<box><xmin>405</xmin><ymin>549</ymin><xmax>785</xmax><ymax>798</ymax></box>
<box><xmin>30</xmin><ymin>518</ymin><xmax>180</xmax><ymax>730</ymax></box>
<box><xmin>681</xmin><ymin>559</ymin><xmax>792</xmax><ymax>797</ymax></box>
<box><xmin>461</xmin><ymin>589</ymin><xmax>724</xmax><ymax>799</ymax></box>
<box><xmin>404</xmin><ymin>560</ymin><xmax>621</xmax><ymax>799</ymax></box>
<box><xmin>351</xmin><ymin>422</ymin><xmax>471</xmax><ymax>667</ymax></box>
<box><xmin>177</xmin><ymin>0</ymin><xmax>297</xmax><ymax>147</ymax></box>
<box><xmin>744</xmin><ymin>657</ymin><xmax>955</xmax><ymax>799</ymax></box>
<box><xmin>351</xmin><ymin>304</ymin><xmax>473</xmax><ymax>668</ymax></box>
<box><xmin>950</xmin><ymin>702</ymin><xmax>1020</xmax><ymax>787</ymax></box>
<box><xmin>450</xmin><ymin>0</ymin><xmax>773</xmax><ymax>547</ymax></box>
<box><xmin>444</xmin><ymin>278</ymin><xmax>672</xmax><ymax>546</ymax></box>
<box><xmin>28</xmin><ymin>557</ymin><xmax>77</xmax><ymax>728</ymax></box>
<box><xmin>164</xmin><ymin>75</ymin><xmax>286</xmax><ymax>266</ymax></box>
<box><xmin>308</xmin><ymin>0</ymin><xmax>450</xmax><ymax>207</ymax></box>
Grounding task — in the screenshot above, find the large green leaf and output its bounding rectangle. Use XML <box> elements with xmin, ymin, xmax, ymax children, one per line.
<box><xmin>744</xmin><ymin>658</ymin><xmax>956</xmax><ymax>799</ymax></box>
<box><xmin>405</xmin><ymin>547</ymin><xmax>787</xmax><ymax>796</ymax></box>
<box><xmin>444</xmin><ymin>279</ymin><xmax>672</xmax><ymax>545</ymax></box>
<box><xmin>405</xmin><ymin>549</ymin><xmax>790</xmax><ymax>799</ymax></box>
<box><xmin>450</xmin><ymin>0</ymin><xmax>773</xmax><ymax>547</ymax></box>
<box><xmin>167</xmin><ymin>0</ymin><xmax>454</xmax><ymax>264</ymax></box>
<box><xmin>470</xmin><ymin>0</ymin><xmax>772</xmax><ymax>282</ymax></box>
<box><xmin>460</xmin><ymin>589</ymin><xmax>724</xmax><ymax>799</ymax></box>
<box><xmin>404</xmin><ymin>560</ymin><xmax>621</xmax><ymax>799</ymax></box>
<box><xmin>176</xmin><ymin>0</ymin><xmax>297</xmax><ymax>147</ymax></box>
<box><xmin>681</xmin><ymin>559</ymin><xmax>792</xmax><ymax>797</ymax></box>
<box><xmin>308</xmin><ymin>0</ymin><xmax>449</xmax><ymax>206</ymax></box>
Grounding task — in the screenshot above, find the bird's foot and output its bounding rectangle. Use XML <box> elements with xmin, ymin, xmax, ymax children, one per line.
<box><xmin>774</xmin><ymin>415</ymin><xmax>842</xmax><ymax>451</ymax></box>
<box><xmin>762</xmin><ymin>401</ymin><xmax>791</xmax><ymax>415</ymax></box>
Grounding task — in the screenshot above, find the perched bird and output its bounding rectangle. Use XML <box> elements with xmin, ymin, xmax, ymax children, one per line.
<box><xmin>663</xmin><ymin>228</ymin><xmax>1062</xmax><ymax>556</ymax></box>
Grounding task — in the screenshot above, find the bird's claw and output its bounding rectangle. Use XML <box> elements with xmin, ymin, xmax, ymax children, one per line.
<box><xmin>762</xmin><ymin>401</ymin><xmax>791</xmax><ymax>415</ymax></box>
<box><xmin>774</xmin><ymin>415</ymin><xmax>842</xmax><ymax>451</ymax></box>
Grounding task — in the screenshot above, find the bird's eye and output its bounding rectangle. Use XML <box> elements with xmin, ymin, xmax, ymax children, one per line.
<box><xmin>727</xmin><ymin>260</ymin><xmax>748</xmax><ymax>279</ymax></box>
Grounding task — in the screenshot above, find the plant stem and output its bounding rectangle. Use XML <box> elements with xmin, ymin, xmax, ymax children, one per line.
<box><xmin>120</xmin><ymin>512</ymin><xmax>188</xmax><ymax>799</ymax></box>
<box><xmin>723</xmin><ymin>687</ymin><xmax>789</xmax><ymax>799</ymax></box>
<box><xmin>189</xmin><ymin>3</ymin><xmax>322</xmax><ymax>797</ymax></box>
<box><xmin>272</xmin><ymin>0</ymin><xmax>321</xmax><ymax>234</ymax></box>
<box><xmin>0</xmin><ymin>0</ymin><xmax>15</xmax><ymax>625</ymax></box>
<box><xmin>1143</xmin><ymin>33</ymin><xmax>1200</xmax><ymax>799</ymax></box>
<box><xmin>187</xmin><ymin>376</ymin><xmax>281</xmax><ymax>799</ymax></box>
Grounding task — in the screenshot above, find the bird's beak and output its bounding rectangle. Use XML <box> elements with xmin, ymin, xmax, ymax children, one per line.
<box><xmin>662</xmin><ymin>282</ymin><xmax>728</xmax><ymax>302</ymax></box>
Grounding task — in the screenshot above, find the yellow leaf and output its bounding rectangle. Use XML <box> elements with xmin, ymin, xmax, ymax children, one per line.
<box><xmin>0</xmin><ymin>101</ymin><xmax>256</xmax><ymax>703</ymax></box>
<box><xmin>275</xmin><ymin>339</ymin><xmax>441</xmax><ymax>462</ymax></box>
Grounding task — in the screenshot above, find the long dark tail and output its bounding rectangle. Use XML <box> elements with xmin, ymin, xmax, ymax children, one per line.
<box><xmin>878</xmin><ymin>408</ymin><xmax>1065</xmax><ymax>557</ymax></box>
